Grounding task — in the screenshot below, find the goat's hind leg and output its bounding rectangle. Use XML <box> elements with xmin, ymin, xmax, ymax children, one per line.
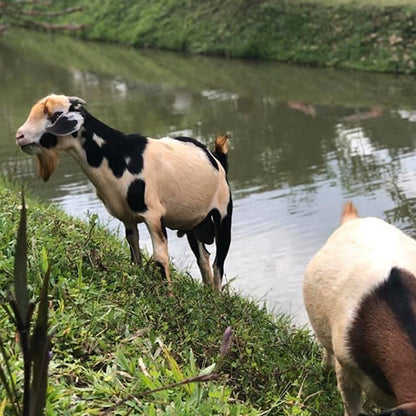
<box><xmin>212</xmin><ymin>199</ymin><xmax>232</xmax><ymax>292</ymax></box>
<box><xmin>186</xmin><ymin>232</ymin><xmax>214</xmax><ymax>286</ymax></box>
<box><xmin>124</xmin><ymin>223</ymin><xmax>142</xmax><ymax>265</ymax></box>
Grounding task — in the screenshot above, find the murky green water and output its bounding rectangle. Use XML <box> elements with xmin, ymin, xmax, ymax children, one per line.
<box><xmin>3</xmin><ymin>30</ymin><xmax>416</xmax><ymax>324</ymax></box>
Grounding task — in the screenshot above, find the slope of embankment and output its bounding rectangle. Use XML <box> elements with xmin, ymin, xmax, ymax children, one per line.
<box><xmin>59</xmin><ymin>0</ymin><xmax>416</xmax><ymax>73</ymax></box>
<box><xmin>0</xmin><ymin>180</ymin><xmax>342</xmax><ymax>414</ymax></box>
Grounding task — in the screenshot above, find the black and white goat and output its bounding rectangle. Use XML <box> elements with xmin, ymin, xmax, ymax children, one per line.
<box><xmin>16</xmin><ymin>94</ymin><xmax>232</xmax><ymax>291</ymax></box>
<box><xmin>303</xmin><ymin>202</ymin><xmax>416</xmax><ymax>416</ymax></box>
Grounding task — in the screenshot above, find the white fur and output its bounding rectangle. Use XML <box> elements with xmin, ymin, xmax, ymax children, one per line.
<box><xmin>303</xmin><ymin>216</ymin><xmax>416</xmax><ymax>416</ymax></box>
<box><xmin>66</xmin><ymin>137</ymin><xmax>229</xmax><ymax>227</ymax></box>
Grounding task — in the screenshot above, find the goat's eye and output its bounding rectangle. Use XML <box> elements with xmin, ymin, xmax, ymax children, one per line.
<box><xmin>49</xmin><ymin>111</ymin><xmax>63</xmax><ymax>123</ymax></box>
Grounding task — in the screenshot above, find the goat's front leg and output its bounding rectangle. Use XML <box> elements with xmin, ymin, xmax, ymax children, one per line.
<box><xmin>322</xmin><ymin>347</ymin><xmax>335</xmax><ymax>371</ymax></box>
<box><xmin>212</xmin><ymin>201</ymin><xmax>232</xmax><ymax>291</ymax></box>
<box><xmin>335</xmin><ymin>359</ymin><xmax>363</xmax><ymax>416</ymax></box>
<box><xmin>124</xmin><ymin>223</ymin><xmax>142</xmax><ymax>265</ymax></box>
<box><xmin>145</xmin><ymin>216</ymin><xmax>172</xmax><ymax>291</ymax></box>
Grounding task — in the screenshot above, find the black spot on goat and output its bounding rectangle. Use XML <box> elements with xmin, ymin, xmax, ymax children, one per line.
<box><xmin>127</xmin><ymin>179</ymin><xmax>147</xmax><ymax>213</ymax></box>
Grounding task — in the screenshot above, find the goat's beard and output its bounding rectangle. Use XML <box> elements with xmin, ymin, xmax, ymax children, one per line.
<box><xmin>21</xmin><ymin>143</ymin><xmax>42</xmax><ymax>155</ymax></box>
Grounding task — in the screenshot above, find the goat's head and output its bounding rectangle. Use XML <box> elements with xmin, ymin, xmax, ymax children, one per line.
<box><xmin>16</xmin><ymin>94</ymin><xmax>86</xmax><ymax>181</ymax></box>
<box><xmin>360</xmin><ymin>402</ymin><xmax>416</xmax><ymax>416</ymax></box>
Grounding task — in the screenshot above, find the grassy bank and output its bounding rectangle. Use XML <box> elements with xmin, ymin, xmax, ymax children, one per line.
<box><xmin>54</xmin><ymin>0</ymin><xmax>416</xmax><ymax>74</ymax></box>
<box><xmin>0</xmin><ymin>180</ymin><xmax>342</xmax><ymax>414</ymax></box>
<box><xmin>5</xmin><ymin>29</ymin><xmax>416</xmax><ymax>113</ymax></box>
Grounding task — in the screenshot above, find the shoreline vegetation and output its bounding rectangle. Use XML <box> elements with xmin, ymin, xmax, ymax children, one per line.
<box><xmin>54</xmin><ymin>0</ymin><xmax>416</xmax><ymax>74</ymax></box>
<box><xmin>0</xmin><ymin>180</ymin><xmax>343</xmax><ymax>414</ymax></box>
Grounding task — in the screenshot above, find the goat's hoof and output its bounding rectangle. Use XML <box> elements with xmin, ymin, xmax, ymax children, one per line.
<box><xmin>167</xmin><ymin>283</ymin><xmax>174</xmax><ymax>298</ymax></box>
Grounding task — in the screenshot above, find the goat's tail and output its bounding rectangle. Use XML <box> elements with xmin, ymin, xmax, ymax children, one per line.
<box><xmin>215</xmin><ymin>134</ymin><xmax>229</xmax><ymax>155</ymax></box>
<box><xmin>341</xmin><ymin>201</ymin><xmax>359</xmax><ymax>225</ymax></box>
<box><xmin>213</xmin><ymin>134</ymin><xmax>229</xmax><ymax>173</ymax></box>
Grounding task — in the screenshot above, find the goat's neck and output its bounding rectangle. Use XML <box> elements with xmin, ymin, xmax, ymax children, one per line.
<box><xmin>383</xmin><ymin>328</ymin><xmax>416</xmax><ymax>404</ymax></box>
<box><xmin>350</xmin><ymin>268</ymin><xmax>416</xmax><ymax>405</ymax></box>
<box><xmin>67</xmin><ymin>110</ymin><xmax>146</xmax><ymax>191</ymax></box>
<box><xmin>66</xmin><ymin>139</ymin><xmax>113</xmax><ymax>191</ymax></box>
<box><xmin>66</xmin><ymin>112</ymin><xmax>123</xmax><ymax>184</ymax></box>
<box><xmin>81</xmin><ymin>110</ymin><xmax>126</xmax><ymax>143</ymax></box>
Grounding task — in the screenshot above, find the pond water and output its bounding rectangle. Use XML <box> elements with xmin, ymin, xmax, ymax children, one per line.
<box><xmin>3</xmin><ymin>30</ymin><xmax>416</xmax><ymax>325</ymax></box>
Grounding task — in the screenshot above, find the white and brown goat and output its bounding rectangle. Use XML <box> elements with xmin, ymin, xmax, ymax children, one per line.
<box><xmin>303</xmin><ymin>202</ymin><xmax>416</xmax><ymax>416</ymax></box>
<box><xmin>16</xmin><ymin>94</ymin><xmax>232</xmax><ymax>291</ymax></box>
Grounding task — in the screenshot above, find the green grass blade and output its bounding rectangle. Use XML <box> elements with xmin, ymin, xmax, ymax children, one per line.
<box><xmin>14</xmin><ymin>191</ymin><xmax>29</xmax><ymax>324</ymax></box>
<box><xmin>0</xmin><ymin>364</ymin><xmax>19</xmax><ymax>416</ymax></box>
<box><xmin>0</xmin><ymin>397</ymin><xmax>7</xmax><ymax>416</ymax></box>
<box><xmin>0</xmin><ymin>335</ymin><xmax>20</xmax><ymax>413</ymax></box>
<box><xmin>161</xmin><ymin>345</ymin><xmax>193</xmax><ymax>395</ymax></box>
<box><xmin>29</xmin><ymin>267</ymin><xmax>51</xmax><ymax>416</ymax></box>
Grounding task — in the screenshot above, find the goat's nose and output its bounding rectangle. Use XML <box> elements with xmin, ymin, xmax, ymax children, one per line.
<box><xmin>16</xmin><ymin>130</ymin><xmax>24</xmax><ymax>142</ymax></box>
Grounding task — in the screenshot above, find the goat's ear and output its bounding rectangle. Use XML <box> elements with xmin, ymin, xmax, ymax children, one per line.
<box><xmin>46</xmin><ymin>111</ymin><xmax>84</xmax><ymax>136</ymax></box>
<box><xmin>36</xmin><ymin>149</ymin><xmax>60</xmax><ymax>182</ymax></box>
<box><xmin>68</xmin><ymin>96</ymin><xmax>86</xmax><ymax>106</ymax></box>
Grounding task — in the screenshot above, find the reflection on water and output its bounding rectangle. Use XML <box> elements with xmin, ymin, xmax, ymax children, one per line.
<box><xmin>3</xmin><ymin>30</ymin><xmax>416</xmax><ymax>324</ymax></box>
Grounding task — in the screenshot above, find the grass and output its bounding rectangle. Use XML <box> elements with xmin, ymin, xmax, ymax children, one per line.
<box><xmin>303</xmin><ymin>0</ymin><xmax>416</xmax><ymax>4</ymax></box>
<box><xmin>48</xmin><ymin>0</ymin><xmax>416</xmax><ymax>74</ymax></box>
<box><xmin>0</xmin><ymin>178</ymin><xmax>343</xmax><ymax>414</ymax></box>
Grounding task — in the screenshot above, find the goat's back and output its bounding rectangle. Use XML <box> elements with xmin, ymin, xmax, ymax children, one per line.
<box><xmin>303</xmin><ymin>216</ymin><xmax>416</xmax><ymax>362</ymax></box>
<box><xmin>142</xmin><ymin>137</ymin><xmax>230</xmax><ymax>229</ymax></box>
